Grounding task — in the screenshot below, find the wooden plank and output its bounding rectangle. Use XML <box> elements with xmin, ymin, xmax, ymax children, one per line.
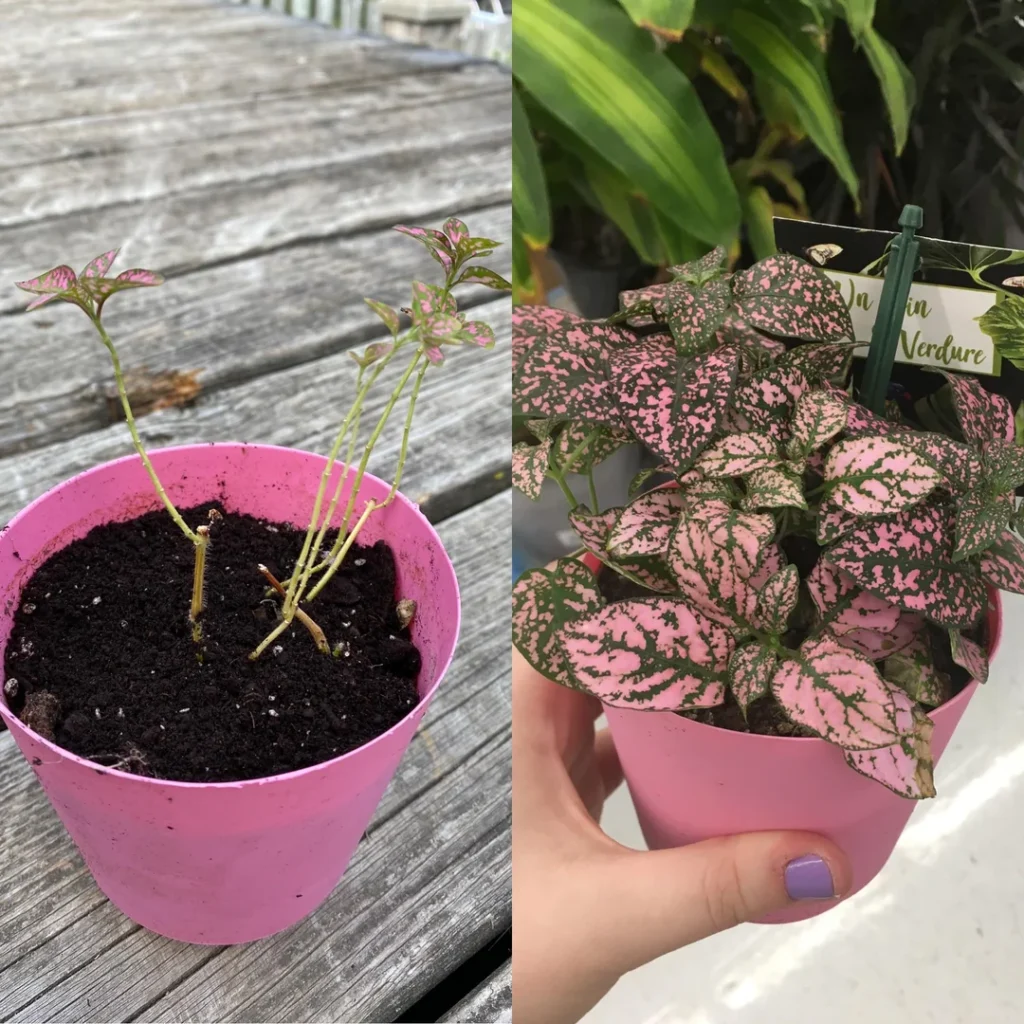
<box><xmin>0</xmin><ymin>204</ymin><xmax>511</xmax><ymax>456</ymax></box>
<box><xmin>0</xmin><ymin>490</ymin><xmax>512</xmax><ymax>1023</ymax></box>
<box><xmin>439</xmin><ymin>961</ymin><xmax>513</xmax><ymax>1023</ymax></box>
<box><xmin>0</xmin><ymin>63</ymin><xmax>507</xmax><ymax>172</ymax></box>
<box><xmin>0</xmin><ymin>294</ymin><xmax>510</xmax><ymax>525</ymax></box>
<box><xmin>0</xmin><ymin>86</ymin><xmax>508</xmax><ymax>226</ymax></box>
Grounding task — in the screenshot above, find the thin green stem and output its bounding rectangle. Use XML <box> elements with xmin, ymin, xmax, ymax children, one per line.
<box><xmin>91</xmin><ymin>317</ymin><xmax>199</xmax><ymax>545</ymax></box>
<box><xmin>382</xmin><ymin>358</ymin><xmax>429</xmax><ymax>507</ymax></box>
<box><xmin>548</xmin><ymin>467</ymin><xmax>578</xmax><ymax>509</ymax></box>
<box><xmin>305</xmin><ymin>500</ymin><xmax>379</xmax><ymax>603</ymax></box>
<box><xmin>560</xmin><ymin>429</ymin><xmax>599</xmax><ymax>476</ymax></box>
<box><xmin>587</xmin><ymin>468</ymin><xmax>599</xmax><ymax>515</ymax></box>
<box><xmin>190</xmin><ymin>526</ymin><xmax>210</xmax><ymax>643</ymax></box>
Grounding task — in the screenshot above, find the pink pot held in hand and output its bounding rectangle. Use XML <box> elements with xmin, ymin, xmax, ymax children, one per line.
<box><xmin>0</xmin><ymin>443</ymin><xmax>461</xmax><ymax>945</ymax></box>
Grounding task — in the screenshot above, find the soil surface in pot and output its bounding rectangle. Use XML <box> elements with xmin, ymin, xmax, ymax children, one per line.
<box><xmin>3</xmin><ymin>503</ymin><xmax>421</xmax><ymax>782</ymax></box>
<box><xmin>597</xmin><ymin>564</ymin><xmax>980</xmax><ymax>737</ymax></box>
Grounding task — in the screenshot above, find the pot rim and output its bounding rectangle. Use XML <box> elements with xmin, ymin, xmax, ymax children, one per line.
<box><xmin>0</xmin><ymin>442</ymin><xmax>460</xmax><ymax>789</ymax></box>
<box><xmin>582</xmin><ymin>551</ymin><xmax>1002</xmax><ymax>746</ymax></box>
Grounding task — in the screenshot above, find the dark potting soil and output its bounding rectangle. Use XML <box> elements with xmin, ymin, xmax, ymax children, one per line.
<box><xmin>3</xmin><ymin>504</ymin><xmax>422</xmax><ymax>782</ymax></box>
<box><xmin>596</xmin><ymin>564</ymin><xmax>981</xmax><ymax>738</ymax></box>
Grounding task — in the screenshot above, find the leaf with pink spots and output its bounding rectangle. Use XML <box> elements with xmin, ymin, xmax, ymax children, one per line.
<box><xmin>459</xmin><ymin>319</ymin><xmax>496</xmax><ymax>348</ymax></box>
<box><xmin>627</xmin><ymin>465</ymin><xmax>674</xmax><ymax>498</ymax></box>
<box><xmin>743</xmin><ymin>467</ymin><xmax>807</xmax><ymax>510</ymax></box>
<box><xmin>16</xmin><ymin>264</ymin><xmax>76</xmax><ymax>295</ymax></box>
<box><xmin>695</xmin><ymin>431</ymin><xmax>781</xmax><ymax>478</ymax></box>
<box><xmin>950</xmin><ymin>630</ymin><xmax>989</xmax><ymax>684</ymax></box>
<box><xmin>934</xmin><ymin>370</ymin><xmax>1015</xmax><ymax>445</ymax></box>
<box><xmin>807</xmin><ymin>560</ymin><xmax>901</xmax><ymax>636</ymax></box>
<box><xmin>569</xmin><ymin>505</ymin><xmax>619</xmax><ymax>554</ymax></box>
<box><xmin>512</xmin><ymin>439</ymin><xmax>552</xmax><ymax>501</ymax></box>
<box><xmin>364</xmin><ymin>297</ymin><xmax>400</xmax><ymax>338</ymax></box>
<box><xmin>715</xmin><ymin>313</ymin><xmax>787</xmax><ymax>359</ymax></box>
<box><xmin>454</xmin><ymin>266</ymin><xmax>511</xmax><ymax>290</ymax></box>
<box><xmin>617</xmin><ymin>282</ymin><xmax>669</xmax><ymax>327</ymax></box>
<box><xmin>443</xmin><ymin>217</ymin><xmax>470</xmax><ymax>247</ymax></box>
<box><xmin>512</xmin><ymin>305</ymin><xmax>588</xmax><ymax>371</ymax></box>
<box><xmin>816</xmin><ymin>500</ymin><xmax>862</xmax><ymax>545</ymax></box>
<box><xmin>512</xmin><ymin>558</ymin><xmax>604</xmax><ymax>683</ymax></box>
<box><xmin>410</xmin><ymin>281</ymin><xmax>454</xmax><ymax>323</ymax></box>
<box><xmin>83</xmin><ymin>269</ymin><xmax>164</xmax><ymax>315</ymax></box>
<box><xmin>749</xmin><ymin>541</ymin><xmax>785</xmax><ymax>590</ymax></box>
<box><xmin>394</xmin><ymin>224</ymin><xmax>454</xmax><ymax>270</ymax></box>
<box><xmin>884</xmin><ymin>632</ymin><xmax>951</xmax><ymax>706</ymax></box>
<box><xmin>732</xmin><ymin>365</ymin><xmax>809</xmax><ymax>441</ymax></box>
<box><xmin>729</xmin><ymin>643</ymin><xmax>777</xmax><ymax>715</ymax></box>
<box><xmin>827</xmin><ymin>501</ymin><xmax>987</xmax><ymax>628</ymax></box>
<box><xmin>664</xmin><ymin>279</ymin><xmax>730</xmax><ymax>356</ymax></box>
<box><xmin>824</xmin><ymin>437</ymin><xmax>940</xmax><ymax>515</ymax></box>
<box><xmin>778</xmin><ymin>342</ymin><xmax>857</xmax><ymax>385</ymax></box>
<box><xmin>755</xmin><ymin>564</ymin><xmax>800</xmax><ymax>634</ymax></box>
<box><xmin>732</xmin><ymin>254</ymin><xmax>853</xmax><ymax>342</ymax></box>
<box><xmin>668</xmin><ymin>507</ymin><xmax>776</xmax><ymax>626</ymax></box>
<box><xmin>954</xmin><ymin>491</ymin><xmax>1014</xmax><ymax>561</ymax></box>
<box><xmin>349</xmin><ymin>341</ymin><xmax>394</xmax><ymax>368</ymax></box>
<box><xmin>843</xmin><ymin>687</ymin><xmax>936</xmax><ymax>798</ymax></box>
<box><xmin>979</xmin><ymin>528</ymin><xmax>1024</xmax><ymax>594</ymax></box>
<box><xmin>670</xmin><ymin>246</ymin><xmax>729</xmax><ymax>286</ymax></box>
<box><xmin>981</xmin><ymin>439</ymin><xmax>1024</xmax><ymax>494</ymax></box>
<box><xmin>771</xmin><ymin>636</ymin><xmax>899</xmax><ymax>749</ymax></box>
<box><xmin>552</xmin><ymin>422</ymin><xmax>632</xmax><ymax>474</ymax></box>
<box><xmin>80</xmin><ymin>249</ymin><xmax>120</xmax><ymax>279</ymax></box>
<box><xmin>558</xmin><ymin>598</ymin><xmax>732</xmax><ymax>710</ymax></box>
<box><xmin>611</xmin><ymin>342</ymin><xmax>740</xmax><ymax>471</ymax></box>
<box><xmin>607</xmin><ymin>489</ymin><xmax>685</xmax><ymax>560</ymax></box>
<box><xmin>789</xmin><ymin>390</ymin><xmax>848</xmax><ymax>456</ymax></box>
<box><xmin>573</xmin><ymin>503</ymin><xmax>677</xmax><ymax>593</ymax></box>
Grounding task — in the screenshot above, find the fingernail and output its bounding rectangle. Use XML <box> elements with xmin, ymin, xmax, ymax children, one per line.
<box><xmin>785</xmin><ymin>854</ymin><xmax>835</xmax><ymax>900</ymax></box>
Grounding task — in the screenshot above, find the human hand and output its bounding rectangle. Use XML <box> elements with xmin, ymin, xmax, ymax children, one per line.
<box><xmin>511</xmin><ymin>648</ymin><xmax>852</xmax><ymax>1024</ymax></box>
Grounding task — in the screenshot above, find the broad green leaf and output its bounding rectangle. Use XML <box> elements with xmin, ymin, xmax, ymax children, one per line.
<box><xmin>514</xmin><ymin>0</ymin><xmax>740</xmax><ymax>245</ymax></box>
<box><xmin>579</xmin><ymin>156</ymin><xmax>664</xmax><ymax>265</ymax></box>
<box><xmin>741</xmin><ymin>182</ymin><xmax>776</xmax><ymax>259</ymax></box>
<box><xmin>619</xmin><ymin>0</ymin><xmax>694</xmax><ymax>40</ymax></box>
<box><xmin>977</xmin><ymin>294</ymin><xmax>1024</xmax><ymax>371</ymax></box>
<box><xmin>512</xmin><ymin>88</ymin><xmax>552</xmax><ymax>249</ymax></box>
<box><xmin>725</xmin><ymin>2</ymin><xmax>859</xmax><ymax>203</ymax></box>
<box><xmin>861</xmin><ymin>26</ymin><xmax>914</xmax><ymax>155</ymax></box>
<box><xmin>837</xmin><ymin>0</ymin><xmax>875</xmax><ymax>39</ymax></box>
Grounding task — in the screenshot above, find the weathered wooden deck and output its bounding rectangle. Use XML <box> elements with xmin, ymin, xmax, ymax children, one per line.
<box><xmin>0</xmin><ymin>2</ymin><xmax>511</xmax><ymax>1021</ymax></box>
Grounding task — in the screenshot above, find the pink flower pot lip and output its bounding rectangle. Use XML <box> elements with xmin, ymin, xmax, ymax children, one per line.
<box><xmin>0</xmin><ymin>441</ymin><xmax>460</xmax><ymax>790</ymax></box>
<box><xmin>580</xmin><ymin>550</ymin><xmax>1002</xmax><ymax>747</ymax></box>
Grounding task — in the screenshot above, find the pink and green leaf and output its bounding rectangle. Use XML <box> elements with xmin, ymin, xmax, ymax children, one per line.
<box><xmin>816</xmin><ymin>499</ymin><xmax>863</xmax><ymax>545</ymax></box>
<box><xmin>664</xmin><ymin>278</ymin><xmax>729</xmax><ymax>356</ymax></box>
<box><xmin>729</xmin><ymin>643</ymin><xmax>777</xmax><ymax>714</ymax></box>
<box><xmin>442</xmin><ymin>217</ymin><xmax>470</xmax><ymax>247</ymax></box>
<box><xmin>15</xmin><ymin>264</ymin><xmax>77</xmax><ymax>295</ymax></box>
<box><xmin>512</xmin><ymin>305</ymin><xmax>588</xmax><ymax>371</ymax></box>
<box><xmin>743</xmin><ymin>467</ymin><xmax>807</xmax><ymax>510</ymax></box>
<box><xmin>607</xmin><ymin>489</ymin><xmax>686</xmax><ymax>559</ymax></box>
<box><xmin>979</xmin><ymin>528</ymin><xmax>1024</xmax><ymax>594</ymax></box>
<box><xmin>884</xmin><ymin>633</ymin><xmax>951</xmax><ymax>706</ymax></box>
<box><xmin>558</xmin><ymin>598</ymin><xmax>732</xmax><ymax>710</ymax></box>
<box><xmin>824</xmin><ymin>437</ymin><xmax>940</xmax><ymax>516</ymax></box>
<box><xmin>778</xmin><ymin>341</ymin><xmax>857</xmax><ymax>385</ymax></box>
<box><xmin>553</xmin><ymin>423</ymin><xmax>632</xmax><ymax>474</ymax></box>
<box><xmin>843</xmin><ymin>688</ymin><xmax>936</xmax><ymax>798</ymax></box>
<box><xmin>512</xmin><ymin>558</ymin><xmax>605</xmax><ymax>683</ymax></box>
<box><xmin>950</xmin><ymin>630</ymin><xmax>989</xmax><ymax>683</ymax></box>
<box><xmin>455</xmin><ymin>266</ymin><xmax>511</xmax><ymax>290</ymax></box>
<box><xmin>827</xmin><ymin>501</ymin><xmax>987</xmax><ymax>628</ymax></box>
<box><xmin>771</xmin><ymin>636</ymin><xmax>899</xmax><ymax>749</ymax></box>
<box><xmin>459</xmin><ymin>320</ymin><xmax>496</xmax><ymax>348</ymax></box>
<box><xmin>512</xmin><ymin>439</ymin><xmax>553</xmax><ymax>501</ymax></box>
<box><xmin>364</xmin><ymin>297</ymin><xmax>400</xmax><ymax>337</ymax></box>
<box><xmin>755</xmin><ymin>564</ymin><xmax>800</xmax><ymax>634</ymax></box>
<box><xmin>410</xmin><ymin>281</ymin><xmax>455</xmax><ymax>322</ymax></box>
<box><xmin>695</xmin><ymin>431</ymin><xmax>780</xmax><ymax>478</ymax></box>
<box><xmin>732</xmin><ymin>365</ymin><xmax>809</xmax><ymax>442</ymax></box>
<box><xmin>670</xmin><ymin>246</ymin><xmax>728</xmax><ymax>286</ymax></box>
<box><xmin>935</xmin><ymin>370</ymin><xmax>1015</xmax><ymax>445</ymax></box>
<box><xmin>790</xmin><ymin>389</ymin><xmax>848</xmax><ymax>454</ymax></box>
<box><xmin>348</xmin><ymin>341</ymin><xmax>394</xmax><ymax>368</ymax></box>
<box><xmin>731</xmin><ymin>254</ymin><xmax>854</xmax><ymax>342</ymax></box>
<box><xmin>954</xmin><ymin>491</ymin><xmax>1014</xmax><ymax>561</ymax></box>
<box><xmin>80</xmin><ymin>249</ymin><xmax>120</xmax><ymax>279</ymax></box>
<box><xmin>807</xmin><ymin>560</ymin><xmax>901</xmax><ymax>635</ymax></box>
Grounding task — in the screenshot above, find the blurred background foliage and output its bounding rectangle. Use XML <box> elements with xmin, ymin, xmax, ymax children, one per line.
<box><xmin>512</xmin><ymin>0</ymin><xmax>1024</xmax><ymax>306</ymax></box>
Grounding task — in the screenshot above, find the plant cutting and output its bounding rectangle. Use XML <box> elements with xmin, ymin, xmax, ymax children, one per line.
<box><xmin>0</xmin><ymin>219</ymin><xmax>509</xmax><ymax>944</ymax></box>
<box><xmin>511</xmin><ymin>244</ymin><xmax>1016</xmax><ymax>917</ymax></box>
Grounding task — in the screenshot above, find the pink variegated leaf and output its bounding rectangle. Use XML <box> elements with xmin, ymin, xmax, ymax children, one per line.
<box><xmin>15</xmin><ymin>264</ymin><xmax>76</xmax><ymax>295</ymax></box>
<box><xmin>424</xmin><ymin>346</ymin><xmax>444</xmax><ymax>365</ymax></box>
<box><xmin>831</xmin><ymin>607</ymin><xmax>923</xmax><ymax>661</ymax></box>
<box><xmin>755</xmin><ymin>564</ymin><xmax>800</xmax><ymax>634</ymax></box>
<box><xmin>824</xmin><ymin>437</ymin><xmax>940</xmax><ymax>515</ymax></box>
<box><xmin>612</xmin><ymin>343</ymin><xmax>740</xmax><ymax>470</ymax></box>
<box><xmin>628</xmin><ymin>465</ymin><xmax>672</xmax><ymax>498</ymax></box>
<box><xmin>950</xmin><ymin>630</ymin><xmax>989</xmax><ymax>684</ymax></box>
<box><xmin>694</xmin><ymin>431</ymin><xmax>780</xmax><ymax>478</ymax></box>
<box><xmin>935</xmin><ymin>370</ymin><xmax>1015</xmax><ymax>445</ymax></box>
<box><xmin>573</xmin><ymin>504</ymin><xmax>678</xmax><ymax>593</ymax></box>
<box><xmin>348</xmin><ymin>340</ymin><xmax>394</xmax><ymax>368</ymax></box>
<box><xmin>512</xmin><ymin>558</ymin><xmax>604</xmax><ymax>683</ymax></box>
<box><xmin>422</xmin><ymin>314</ymin><xmax>463</xmax><ymax>347</ymax></box>
<box><xmin>607</xmin><ymin>489</ymin><xmax>685</xmax><ymax>559</ymax></box>
<box><xmin>749</xmin><ymin>541</ymin><xmax>784</xmax><ymax>590</ymax></box>
<box><xmin>618</xmin><ymin>282</ymin><xmax>669</xmax><ymax>327</ymax></box>
<box><xmin>714</xmin><ymin>313</ymin><xmax>786</xmax><ymax>358</ymax></box>
<box><xmin>844</xmin><ymin>687</ymin><xmax>936</xmax><ymax>798</ymax></box>
<box><xmin>364</xmin><ymin>297</ymin><xmax>400</xmax><ymax>338</ymax></box>
<box><xmin>884</xmin><ymin>633</ymin><xmax>951</xmax><ymax>706</ymax></box>
<box><xmin>459</xmin><ymin>320</ymin><xmax>496</xmax><ymax>348</ymax></box>
<box><xmin>790</xmin><ymin>390</ymin><xmax>848</xmax><ymax>455</ymax></box>
<box><xmin>410</xmin><ymin>281</ymin><xmax>455</xmax><ymax>323</ymax></box>
<box><xmin>954</xmin><ymin>491</ymin><xmax>1014</xmax><ymax>561</ymax></box>
<box><xmin>979</xmin><ymin>528</ymin><xmax>1024</xmax><ymax>594</ymax></box>
<box><xmin>807</xmin><ymin>561</ymin><xmax>900</xmax><ymax>636</ymax></box>
<box><xmin>80</xmin><ymin>249</ymin><xmax>120</xmax><ymax>279</ymax></box>
<box><xmin>569</xmin><ymin>505</ymin><xmax>619</xmax><ymax>554</ymax></box>
<box><xmin>899</xmin><ymin>432</ymin><xmax>980</xmax><ymax>493</ymax></box>
<box><xmin>86</xmin><ymin>268</ymin><xmax>165</xmax><ymax>315</ymax></box>
<box><xmin>454</xmin><ymin>266</ymin><xmax>511</xmax><ymax>290</ymax></box>
<box><xmin>981</xmin><ymin>439</ymin><xmax>1024</xmax><ymax>493</ymax></box>
<box><xmin>512</xmin><ymin>439</ymin><xmax>553</xmax><ymax>501</ymax></box>
<box><xmin>778</xmin><ymin>342</ymin><xmax>857</xmax><ymax>385</ymax></box>
<box><xmin>558</xmin><ymin>598</ymin><xmax>732</xmax><ymax>710</ymax></box>
<box><xmin>729</xmin><ymin>643</ymin><xmax>777</xmax><ymax>714</ymax></box>
<box><xmin>668</xmin><ymin>507</ymin><xmax>775</xmax><ymax>626</ymax></box>
<box><xmin>514</xmin><ymin>311</ymin><xmax>634</xmax><ymax>429</ymax></box>
<box><xmin>553</xmin><ymin>422</ymin><xmax>632</xmax><ymax>474</ymax></box>
<box><xmin>460</xmin><ymin>235</ymin><xmax>501</xmax><ymax>256</ymax></box>
<box><xmin>442</xmin><ymin>217</ymin><xmax>470</xmax><ymax>247</ymax></box>
<box><xmin>670</xmin><ymin>246</ymin><xmax>728</xmax><ymax>286</ymax></box>
<box><xmin>513</xmin><ymin>305</ymin><xmax>587</xmax><ymax>371</ymax></box>
<box><xmin>771</xmin><ymin>636</ymin><xmax>899</xmax><ymax>748</ymax></box>
<box><xmin>817</xmin><ymin>499</ymin><xmax>861</xmax><ymax>545</ymax></box>
<box><xmin>743</xmin><ymin>467</ymin><xmax>807</xmax><ymax>511</ymax></box>
<box><xmin>664</xmin><ymin>278</ymin><xmax>729</xmax><ymax>356</ymax></box>
<box><xmin>732</xmin><ymin>365</ymin><xmax>809</xmax><ymax>442</ymax></box>
<box><xmin>395</xmin><ymin>224</ymin><xmax>454</xmax><ymax>268</ymax></box>
<box><xmin>828</xmin><ymin>502</ymin><xmax>987</xmax><ymax>628</ymax></box>
<box><xmin>732</xmin><ymin>254</ymin><xmax>853</xmax><ymax>342</ymax></box>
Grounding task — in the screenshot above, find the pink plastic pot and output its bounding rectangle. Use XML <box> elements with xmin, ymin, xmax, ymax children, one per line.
<box><xmin>0</xmin><ymin>444</ymin><xmax>460</xmax><ymax>944</ymax></box>
<box><xmin>590</xmin><ymin>557</ymin><xmax>1001</xmax><ymax>924</ymax></box>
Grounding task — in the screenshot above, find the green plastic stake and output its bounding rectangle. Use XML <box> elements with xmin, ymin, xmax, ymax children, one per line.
<box><xmin>859</xmin><ymin>205</ymin><xmax>923</xmax><ymax>415</ymax></box>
